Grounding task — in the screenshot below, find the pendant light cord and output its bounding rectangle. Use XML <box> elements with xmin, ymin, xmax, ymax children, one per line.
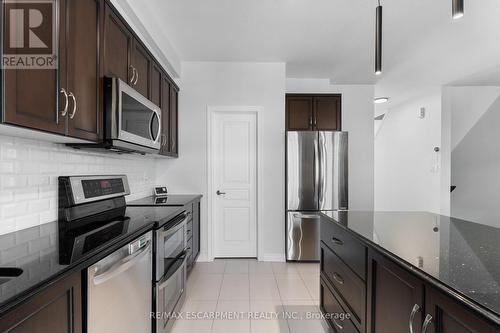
<box><xmin>378</xmin><ymin>0</ymin><xmax>381</xmax><ymax>6</ymax></box>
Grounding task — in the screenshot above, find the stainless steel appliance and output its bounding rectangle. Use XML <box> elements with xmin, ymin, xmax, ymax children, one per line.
<box><xmin>286</xmin><ymin>131</ymin><xmax>348</xmax><ymax>261</ymax></box>
<box><xmin>88</xmin><ymin>232</ymin><xmax>152</xmax><ymax>333</ymax></box>
<box><xmin>57</xmin><ymin>175</ymin><xmax>153</xmax><ymax>333</ymax></box>
<box><xmin>68</xmin><ymin>77</ymin><xmax>161</xmax><ymax>154</ymax></box>
<box><xmin>155</xmin><ymin>211</ymin><xmax>190</xmax><ymax>333</ymax></box>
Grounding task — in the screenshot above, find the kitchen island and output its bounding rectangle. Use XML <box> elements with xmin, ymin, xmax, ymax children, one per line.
<box><xmin>320</xmin><ymin>211</ymin><xmax>500</xmax><ymax>333</ymax></box>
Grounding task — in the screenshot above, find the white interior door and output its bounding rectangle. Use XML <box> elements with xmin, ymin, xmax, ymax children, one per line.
<box><xmin>212</xmin><ymin>111</ymin><xmax>257</xmax><ymax>257</ymax></box>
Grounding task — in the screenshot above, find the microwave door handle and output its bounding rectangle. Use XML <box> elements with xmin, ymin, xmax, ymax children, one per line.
<box><xmin>149</xmin><ymin>110</ymin><xmax>161</xmax><ymax>143</ymax></box>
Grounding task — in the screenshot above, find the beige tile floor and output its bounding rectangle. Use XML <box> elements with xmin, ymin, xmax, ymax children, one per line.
<box><xmin>171</xmin><ymin>259</ymin><xmax>333</xmax><ymax>333</ymax></box>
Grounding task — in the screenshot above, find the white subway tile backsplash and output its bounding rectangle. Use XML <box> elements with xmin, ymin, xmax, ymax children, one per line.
<box><xmin>1</xmin><ymin>203</ymin><xmax>28</xmax><ymax>219</ymax></box>
<box><xmin>0</xmin><ymin>134</ymin><xmax>157</xmax><ymax>235</ymax></box>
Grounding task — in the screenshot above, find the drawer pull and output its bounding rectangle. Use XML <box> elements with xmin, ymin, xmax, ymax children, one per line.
<box><xmin>332</xmin><ymin>237</ymin><xmax>344</xmax><ymax>245</ymax></box>
<box><xmin>332</xmin><ymin>272</ymin><xmax>344</xmax><ymax>285</ymax></box>
<box><xmin>332</xmin><ymin>317</ymin><xmax>344</xmax><ymax>330</ymax></box>
<box><xmin>409</xmin><ymin>304</ymin><xmax>420</xmax><ymax>333</ymax></box>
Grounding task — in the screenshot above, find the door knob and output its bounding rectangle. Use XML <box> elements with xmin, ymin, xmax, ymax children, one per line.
<box><xmin>216</xmin><ymin>190</ymin><xmax>226</xmax><ymax>196</ymax></box>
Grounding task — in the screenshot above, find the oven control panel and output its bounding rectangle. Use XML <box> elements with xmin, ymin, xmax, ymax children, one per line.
<box><xmin>60</xmin><ymin>175</ymin><xmax>130</xmax><ymax>205</ymax></box>
<box><xmin>82</xmin><ymin>178</ymin><xmax>125</xmax><ymax>199</ymax></box>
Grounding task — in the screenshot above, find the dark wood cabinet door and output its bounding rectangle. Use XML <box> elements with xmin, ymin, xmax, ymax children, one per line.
<box><xmin>151</xmin><ymin>63</ymin><xmax>162</xmax><ymax>107</ymax></box>
<box><xmin>314</xmin><ymin>96</ymin><xmax>341</xmax><ymax>130</ymax></box>
<box><xmin>66</xmin><ymin>0</ymin><xmax>100</xmax><ymax>141</ymax></box>
<box><xmin>424</xmin><ymin>287</ymin><xmax>499</xmax><ymax>333</ymax></box>
<box><xmin>131</xmin><ymin>40</ymin><xmax>151</xmax><ymax>98</ymax></box>
<box><xmin>159</xmin><ymin>75</ymin><xmax>170</xmax><ymax>155</ymax></box>
<box><xmin>2</xmin><ymin>0</ymin><xmax>66</xmax><ymax>134</ymax></box>
<box><xmin>367</xmin><ymin>251</ymin><xmax>424</xmax><ymax>333</ymax></box>
<box><xmin>0</xmin><ymin>272</ymin><xmax>82</xmax><ymax>333</ymax></box>
<box><xmin>103</xmin><ymin>3</ymin><xmax>132</xmax><ymax>83</ymax></box>
<box><xmin>169</xmin><ymin>85</ymin><xmax>179</xmax><ymax>156</ymax></box>
<box><xmin>286</xmin><ymin>96</ymin><xmax>313</xmax><ymax>130</ymax></box>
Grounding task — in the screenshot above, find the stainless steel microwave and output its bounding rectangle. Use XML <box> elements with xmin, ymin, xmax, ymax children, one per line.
<box><xmin>104</xmin><ymin>77</ymin><xmax>161</xmax><ymax>153</ymax></box>
<box><xmin>66</xmin><ymin>77</ymin><xmax>161</xmax><ymax>154</ymax></box>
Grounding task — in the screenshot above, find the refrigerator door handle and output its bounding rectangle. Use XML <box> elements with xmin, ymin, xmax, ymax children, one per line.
<box><xmin>314</xmin><ymin>134</ymin><xmax>320</xmax><ymax>209</ymax></box>
<box><xmin>318</xmin><ymin>132</ymin><xmax>327</xmax><ymax>209</ymax></box>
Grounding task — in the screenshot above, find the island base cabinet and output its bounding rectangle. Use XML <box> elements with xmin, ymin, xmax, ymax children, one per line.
<box><xmin>367</xmin><ymin>251</ymin><xmax>424</xmax><ymax>333</ymax></box>
<box><xmin>0</xmin><ymin>272</ymin><xmax>82</xmax><ymax>333</ymax></box>
<box><xmin>320</xmin><ymin>277</ymin><xmax>360</xmax><ymax>333</ymax></box>
<box><xmin>424</xmin><ymin>287</ymin><xmax>500</xmax><ymax>333</ymax></box>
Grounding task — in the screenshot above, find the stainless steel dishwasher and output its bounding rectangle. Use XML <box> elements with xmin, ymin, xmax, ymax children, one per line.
<box><xmin>88</xmin><ymin>231</ymin><xmax>152</xmax><ymax>333</ymax></box>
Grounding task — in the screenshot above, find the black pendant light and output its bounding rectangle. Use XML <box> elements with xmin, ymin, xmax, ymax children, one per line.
<box><xmin>375</xmin><ymin>0</ymin><xmax>383</xmax><ymax>75</ymax></box>
<box><xmin>452</xmin><ymin>0</ymin><xmax>464</xmax><ymax>19</ymax></box>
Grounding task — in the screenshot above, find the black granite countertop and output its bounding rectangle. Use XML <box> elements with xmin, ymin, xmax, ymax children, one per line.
<box><xmin>321</xmin><ymin>211</ymin><xmax>500</xmax><ymax>326</ymax></box>
<box><xmin>127</xmin><ymin>194</ymin><xmax>203</xmax><ymax>207</ymax></box>
<box><xmin>0</xmin><ymin>205</ymin><xmax>186</xmax><ymax>316</ymax></box>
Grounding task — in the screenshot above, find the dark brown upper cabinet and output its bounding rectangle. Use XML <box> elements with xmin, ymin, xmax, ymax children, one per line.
<box><xmin>159</xmin><ymin>74</ymin><xmax>171</xmax><ymax>156</ymax></box>
<box><xmin>102</xmin><ymin>2</ymin><xmax>133</xmax><ymax>84</ymax></box>
<box><xmin>286</xmin><ymin>96</ymin><xmax>313</xmax><ymax>130</ymax></box>
<box><xmin>151</xmin><ymin>63</ymin><xmax>162</xmax><ymax>107</ymax></box>
<box><xmin>130</xmin><ymin>40</ymin><xmax>151</xmax><ymax>99</ymax></box>
<box><xmin>65</xmin><ymin>0</ymin><xmax>101</xmax><ymax>141</ymax></box>
<box><xmin>314</xmin><ymin>96</ymin><xmax>341</xmax><ymax>130</ymax></box>
<box><xmin>286</xmin><ymin>94</ymin><xmax>342</xmax><ymax>131</ymax></box>
<box><xmin>169</xmin><ymin>85</ymin><xmax>179</xmax><ymax>157</ymax></box>
<box><xmin>2</xmin><ymin>0</ymin><xmax>101</xmax><ymax>141</ymax></box>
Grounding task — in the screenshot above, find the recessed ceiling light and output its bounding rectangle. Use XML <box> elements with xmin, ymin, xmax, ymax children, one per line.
<box><xmin>374</xmin><ymin>97</ymin><xmax>389</xmax><ymax>104</ymax></box>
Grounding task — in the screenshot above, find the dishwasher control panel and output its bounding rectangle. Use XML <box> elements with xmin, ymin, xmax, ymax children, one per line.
<box><xmin>128</xmin><ymin>235</ymin><xmax>148</xmax><ymax>254</ymax></box>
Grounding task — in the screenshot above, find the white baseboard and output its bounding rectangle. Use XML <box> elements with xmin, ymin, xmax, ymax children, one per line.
<box><xmin>260</xmin><ymin>253</ymin><xmax>286</xmax><ymax>262</ymax></box>
<box><xmin>196</xmin><ymin>253</ymin><xmax>210</xmax><ymax>262</ymax></box>
<box><xmin>196</xmin><ymin>252</ymin><xmax>285</xmax><ymax>262</ymax></box>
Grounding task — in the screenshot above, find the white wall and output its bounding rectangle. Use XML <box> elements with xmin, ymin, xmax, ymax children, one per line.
<box><xmin>447</xmin><ymin>86</ymin><xmax>500</xmax><ymax>227</ymax></box>
<box><xmin>374</xmin><ymin>89</ymin><xmax>442</xmax><ymax>213</ymax></box>
<box><xmin>286</xmin><ymin>78</ymin><xmax>375</xmax><ymax>211</ymax></box>
<box><xmin>0</xmin><ymin>135</ymin><xmax>156</xmax><ymax>235</ymax></box>
<box><xmin>156</xmin><ymin>62</ymin><xmax>286</xmax><ymax>261</ymax></box>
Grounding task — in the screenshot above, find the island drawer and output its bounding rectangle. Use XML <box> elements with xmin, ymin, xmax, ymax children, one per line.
<box><xmin>320</xmin><ymin>216</ymin><xmax>366</xmax><ymax>279</ymax></box>
<box><xmin>320</xmin><ymin>277</ymin><xmax>360</xmax><ymax>333</ymax></box>
<box><xmin>321</xmin><ymin>243</ymin><xmax>366</xmax><ymax>328</ymax></box>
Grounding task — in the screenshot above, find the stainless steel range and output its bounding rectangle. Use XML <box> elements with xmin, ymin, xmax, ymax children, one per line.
<box><xmin>58</xmin><ymin>175</ymin><xmax>189</xmax><ymax>333</ymax></box>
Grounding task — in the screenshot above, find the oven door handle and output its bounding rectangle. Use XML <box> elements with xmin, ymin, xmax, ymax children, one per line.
<box><xmin>93</xmin><ymin>240</ymin><xmax>151</xmax><ymax>286</ymax></box>
<box><xmin>161</xmin><ymin>212</ymin><xmax>190</xmax><ymax>236</ymax></box>
<box><xmin>158</xmin><ymin>255</ymin><xmax>187</xmax><ymax>291</ymax></box>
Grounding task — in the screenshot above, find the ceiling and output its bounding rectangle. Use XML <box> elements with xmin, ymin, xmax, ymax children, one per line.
<box><xmin>138</xmin><ymin>0</ymin><xmax>500</xmax><ymax>110</ymax></box>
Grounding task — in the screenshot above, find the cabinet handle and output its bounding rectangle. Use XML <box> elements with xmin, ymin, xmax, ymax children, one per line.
<box><xmin>421</xmin><ymin>314</ymin><xmax>433</xmax><ymax>333</ymax></box>
<box><xmin>171</xmin><ymin>134</ymin><xmax>176</xmax><ymax>151</ymax></box>
<box><xmin>134</xmin><ymin>68</ymin><xmax>139</xmax><ymax>85</ymax></box>
<box><xmin>60</xmin><ymin>88</ymin><xmax>69</xmax><ymax>116</ymax></box>
<box><xmin>332</xmin><ymin>272</ymin><xmax>344</xmax><ymax>285</ymax></box>
<box><xmin>332</xmin><ymin>317</ymin><xmax>344</xmax><ymax>331</ymax></box>
<box><xmin>332</xmin><ymin>237</ymin><xmax>343</xmax><ymax>245</ymax></box>
<box><xmin>409</xmin><ymin>304</ymin><xmax>420</xmax><ymax>333</ymax></box>
<box><xmin>129</xmin><ymin>66</ymin><xmax>136</xmax><ymax>84</ymax></box>
<box><xmin>309</xmin><ymin>116</ymin><xmax>313</xmax><ymax>128</ymax></box>
<box><xmin>314</xmin><ymin>115</ymin><xmax>317</xmax><ymax>128</ymax></box>
<box><xmin>68</xmin><ymin>92</ymin><xmax>77</xmax><ymax>119</ymax></box>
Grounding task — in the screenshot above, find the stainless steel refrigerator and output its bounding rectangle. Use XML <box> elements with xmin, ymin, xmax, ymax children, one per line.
<box><xmin>286</xmin><ymin>131</ymin><xmax>348</xmax><ymax>261</ymax></box>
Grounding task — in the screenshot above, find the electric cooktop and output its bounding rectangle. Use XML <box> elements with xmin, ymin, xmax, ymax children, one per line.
<box><xmin>127</xmin><ymin>194</ymin><xmax>201</xmax><ymax>206</ymax></box>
